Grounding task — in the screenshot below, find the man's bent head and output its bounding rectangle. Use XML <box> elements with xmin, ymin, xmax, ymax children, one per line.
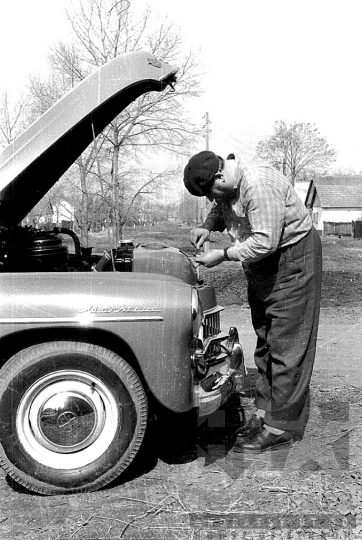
<box><xmin>184</xmin><ymin>151</ymin><xmax>239</xmax><ymax>201</ymax></box>
<box><xmin>183</xmin><ymin>151</ymin><xmax>220</xmax><ymax>196</ymax></box>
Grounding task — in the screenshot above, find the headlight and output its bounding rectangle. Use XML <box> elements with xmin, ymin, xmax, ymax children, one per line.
<box><xmin>191</xmin><ymin>288</ymin><xmax>203</xmax><ymax>339</ymax></box>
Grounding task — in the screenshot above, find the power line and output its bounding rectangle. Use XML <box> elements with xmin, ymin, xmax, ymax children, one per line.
<box><xmin>213</xmin><ymin>122</ymin><xmax>257</xmax><ymax>154</ymax></box>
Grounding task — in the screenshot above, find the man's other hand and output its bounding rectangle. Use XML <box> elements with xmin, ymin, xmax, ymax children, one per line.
<box><xmin>195</xmin><ymin>249</ymin><xmax>224</xmax><ymax>268</ymax></box>
<box><xmin>190</xmin><ymin>228</ymin><xmax>210</xmax><ymax>249</ymax></box>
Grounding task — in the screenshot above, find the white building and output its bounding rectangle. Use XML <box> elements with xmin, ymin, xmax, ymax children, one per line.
<box><xmin>305</xmin><ymin>176</ymin><xmax>362</xmax><ymax>235</ymax></box>
<box><xmin>52</xmin><ymin>200</ymin><xmax>74</xmax><ymax>225</ymax></box>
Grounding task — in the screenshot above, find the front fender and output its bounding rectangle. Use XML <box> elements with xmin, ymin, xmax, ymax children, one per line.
<box><xmin>0</xmin><ymin>272</ymin><xmax>193</xmax><ymax>412</ymax></box>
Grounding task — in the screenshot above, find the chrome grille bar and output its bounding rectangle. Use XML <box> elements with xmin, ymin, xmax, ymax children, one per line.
<box><xmin>203</xmin><ymin>311</ymin><xmax>221</xmax><ymax>338</ymax></box>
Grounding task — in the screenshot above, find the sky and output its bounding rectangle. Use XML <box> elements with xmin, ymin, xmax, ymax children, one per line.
<box><xmin>0</xmin><ymin>0</ymin><xmax>361</xmax><ymax>172</ymax></box>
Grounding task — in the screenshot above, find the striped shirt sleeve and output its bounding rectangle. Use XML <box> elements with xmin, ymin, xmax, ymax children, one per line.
<box><xmin>228</xmin><ymin>167</ymin><xmax>285</xmax><ymax>262</ymax></box>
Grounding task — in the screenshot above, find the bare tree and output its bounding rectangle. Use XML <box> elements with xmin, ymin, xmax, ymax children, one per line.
<box><xmin>256</xmin><ymin>121</ymin><xmax>337</xmax><ymax>185</ymax></box>
<box><xmin>332</xmin><ymin>167</ymin><xmax>362</xmax><ymax>176</ymax></box>
<box><xmin>0</xmin><ymin>92</ymin><xmax>29</xmax><ymax>148</ymax></box>
<box><xmin>65</xmin><ymin>0</ymin><xmax>201</xmax><ymax>242</ymax></box>
<box><xmin>26</xmin><ymin>183</ymin><xmax>68</xmax><ymax>227</ymax></box>
<box><xmin>24</xmin><ymin>0</ymin><xmax>202</xmax><ymax>244</ymax></box>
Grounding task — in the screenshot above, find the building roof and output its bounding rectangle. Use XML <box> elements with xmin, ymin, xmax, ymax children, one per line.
<box><xmin>310</xmin><ymin>176</ymin><xmax>362</xmax><ymax>208</ymax></box>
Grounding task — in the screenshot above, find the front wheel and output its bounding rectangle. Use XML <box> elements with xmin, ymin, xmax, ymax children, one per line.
<box><xmin>0</xmin><ymin>341</ymin><xmax>148</xmax><ymax>495</ymax></box>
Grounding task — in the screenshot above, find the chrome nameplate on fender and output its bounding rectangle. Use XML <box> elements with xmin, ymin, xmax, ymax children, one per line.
<box><xmin>79</xmin><ymin>306</ymin><xmax>162</xmax><ymax>314</ymax></box>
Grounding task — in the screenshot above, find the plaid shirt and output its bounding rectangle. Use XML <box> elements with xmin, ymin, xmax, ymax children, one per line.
<box><xmin>201</xmin><ymin>159</ymin><xmax>312</xmax><ymax>263</ymax></box>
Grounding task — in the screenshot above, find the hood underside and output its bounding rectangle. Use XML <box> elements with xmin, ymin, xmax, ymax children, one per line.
<box><xmin>0</xmin><ymin>51</ymin><xmax>177</xmax><ymax>228</ymax></box>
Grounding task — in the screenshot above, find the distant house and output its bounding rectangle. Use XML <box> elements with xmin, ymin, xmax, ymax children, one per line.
<box><xmin>305</xmin><ymin>176</ymin><xmax>362</xmax><ymax>236</ymax></box>
<box><xmin>24</xmin><ymin>199</ymin><xmax>75</xmax><ymax>229</ymax></box>
<box><xmin>52</xmin><ymin>200</ymin><xmax>75</xmax><ymax>228</ymax></box>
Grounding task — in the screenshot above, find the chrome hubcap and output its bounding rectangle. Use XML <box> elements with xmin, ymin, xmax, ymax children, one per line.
<box><xmin>36</xmin><ymin>389</ymin><xmax>104</xmax><ymax>452</ymax></box>
<box><xmin>17</xmin><ymin>370</ymin><xmax>119</xmax><ymax>469</ymax></box>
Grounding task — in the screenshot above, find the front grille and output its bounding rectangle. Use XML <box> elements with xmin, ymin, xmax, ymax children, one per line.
<box><xmin>203</xmin><ymin>311</ymin><xmax>221</xmax><ymax>338</ymax></box>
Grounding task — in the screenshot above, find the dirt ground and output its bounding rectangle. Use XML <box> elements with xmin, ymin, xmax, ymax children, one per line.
<box><xmin>1</xmin><ymin>234</ymin><xmax>362</xmax><ymax>539</ymax></box>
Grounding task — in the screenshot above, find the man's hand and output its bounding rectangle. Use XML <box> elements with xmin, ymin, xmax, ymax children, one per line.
<box><xmin>190</xmin><ymin>228</ymin><xmax>210</xmax><ymax>249</ymax></box>
<box><xmin>195</xmin><ymin>249</ymin><xmax>224</xmax><ymax>268</ymax></box>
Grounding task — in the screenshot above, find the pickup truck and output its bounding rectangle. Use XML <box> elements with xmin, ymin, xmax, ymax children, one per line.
<box><xmin>0</xmin><ymin>51</ymin><xmax>244</xmax><ymax>495</ymax></box>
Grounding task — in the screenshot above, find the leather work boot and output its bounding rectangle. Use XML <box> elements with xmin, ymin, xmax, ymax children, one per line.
<box><xmin>233</xmin><ymin>427</ymin><xmax>293</xmax><ymax>453</ymax></box>
<box><xmin>235</xmin><ymin>414</ymin><xmax>264</xmax><ymax>439</ymax></box>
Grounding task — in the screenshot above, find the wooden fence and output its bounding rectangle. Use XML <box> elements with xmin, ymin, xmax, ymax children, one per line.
<box><xmin>323</xmin><ymin>221</ymin><xmax>362</xmax><ymax>238</ymax></box>
<box><xmin>353</xmin><ymin>221</ymin><xmax>362</xmax><ymax>239</ymax></box>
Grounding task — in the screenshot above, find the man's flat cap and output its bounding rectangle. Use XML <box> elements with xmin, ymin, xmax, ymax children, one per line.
<box><xmin>183</xmin><ymin>151</ymin><xmax>219</xmax><ymax>196</ymax></box>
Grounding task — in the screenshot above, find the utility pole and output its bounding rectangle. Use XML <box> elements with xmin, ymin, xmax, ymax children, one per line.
<box><xmin>195</xmin><ymin>112</ymin><xmax>212</xmax><ymax>226</ymax></box>
<box><xmin>199</xmin><ymin>112</ymin><xmax>212</xmax><ymax>224</ymax></box>
<box><xmin>205</xmin><ymin>111</ymin><xmax>210</xmax><ymax>150</ymax></box>
<box><xmin>202</xmin><ymin>112</ymin><xmax>211</xmax><ymax>252</ymax></box>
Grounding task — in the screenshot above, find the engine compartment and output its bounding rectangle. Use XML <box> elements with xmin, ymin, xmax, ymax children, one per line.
<box><xmin>0</xmin><ymin>225</ymin><xmax>199</xmax><ymax>285</ymax></box>
<box><xmin>0</xmin><ymin>226</ymin><xmax>85</xmax><ymax>272</ymax></box>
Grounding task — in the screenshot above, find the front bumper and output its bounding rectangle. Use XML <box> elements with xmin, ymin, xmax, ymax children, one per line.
<box><xmin>192</xmin><ymin>327</ymin><xmax>245</xmax><ymax>417</ymax></box>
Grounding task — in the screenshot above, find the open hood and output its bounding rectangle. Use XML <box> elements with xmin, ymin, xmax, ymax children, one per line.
<box><xmin>0</xmin><ymin>51</ymin><xmax>177</xmax><ymax>228</ymax></box>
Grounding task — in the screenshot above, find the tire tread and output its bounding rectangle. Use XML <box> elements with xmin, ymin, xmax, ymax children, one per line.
<box><xmin>0</xmin><ymin>341</ymin><xmax>148</xmax><ymax>495</ymax></box>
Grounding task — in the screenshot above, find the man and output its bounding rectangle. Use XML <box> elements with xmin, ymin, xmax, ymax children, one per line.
<box><xmin>183</xmin><ymin>150</ymin><xmax>322</xmax><ymax>452</ymax></box>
